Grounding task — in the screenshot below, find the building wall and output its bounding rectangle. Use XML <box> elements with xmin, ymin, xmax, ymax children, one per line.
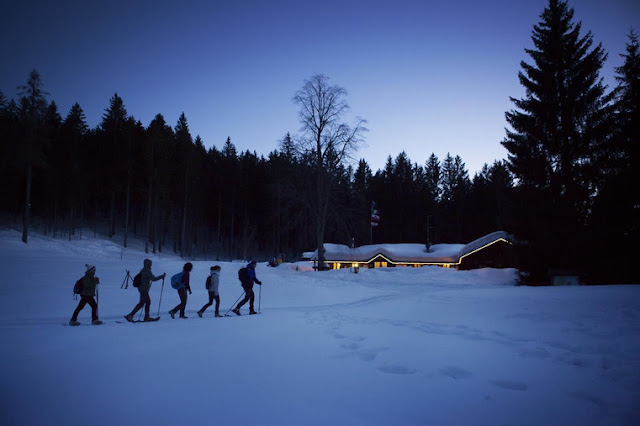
<box><xmin>458</xmin><ymin>242</ymin><xmax>515</xmax><ymax>270</ymax></box>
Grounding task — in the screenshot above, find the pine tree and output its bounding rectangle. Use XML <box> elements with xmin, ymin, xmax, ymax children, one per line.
<box><xmin>353</xmin><ymin>159</ymin><xmax>372</xmax><ymax>244</ymax></box>
<box><xmin>501</xmin><ymin>0</ymin><xmax>614</xmax><ymax>279</ymax></box>
<box><xmin>589</xmin><ymin>29</ymin><xmax>640</xmax><ymax>283</ymax></box>
<box><xmin>99</xmin><ymin>93</ymin><xmax>129</xmax><ymax>238</ymax></box>
<box><xmin>279</xmin><ymin>132</ymin><xmax>296</xmax><ymax>161</ymax></box>
<box><xmin>614</xmin><ymin>29</ymin><xmax>640</xmax><ymax>175</ymax></box>
<box><xmin>18</xmin><ymin>70</ymin><xmax>48</xmax><ymax>243</ymax></box>
<box><xmin>424</xmin><ymin>153</ymin><xmax>441</xmax><ymax>203</ymax></box>
<box><xmin>42</xmin><ymin>101</ymin><xmax>62</xmax><ymax>235</ymax></box>
<box><xmin>60</xmin><ymin>103</ymin><xmax>89</xmax><ymax>237</ymax></box>
<box><xmin>145</xmin><ymin>114</ymin><xmax>174</xmax><ymax>253</ymax></box>
<box><xmin>174</xmin><ymin>112</ymin><xmax>194</xmax><ymax>256</ymax></box>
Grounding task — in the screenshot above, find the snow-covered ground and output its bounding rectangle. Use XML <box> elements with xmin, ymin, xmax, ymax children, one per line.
<box><xmin>1</xmin><ymin>229</ymin><xmax>639</xmax><ymax>425</ymax></box>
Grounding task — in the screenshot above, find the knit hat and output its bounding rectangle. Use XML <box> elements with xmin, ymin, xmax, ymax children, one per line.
<box><xmin>85</xmin><ymin>264</ymin><xmax>96</xmax><ymax>272</ymax></box>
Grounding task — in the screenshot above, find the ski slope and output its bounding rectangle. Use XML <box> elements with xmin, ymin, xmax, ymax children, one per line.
<box><xmin>1</xmin><ymin>229</ymin><xmax>639</xmax><ymax>425</ymax></box>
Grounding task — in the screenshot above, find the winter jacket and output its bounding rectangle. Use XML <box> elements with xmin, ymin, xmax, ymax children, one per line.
<box><xmin>139</xmin><ymin>267</ymin><xmax>163</xmax><ymax>293</ymax></box>
<box><xmin>206</xmin><ymin>270</ymin><xmax>220</xmax><ymax>295</ymax></box>
<box><xmin>80</xmin><ymin>272</ymin><xmax>99</xmax><ymax>297</ymax></box>
<box><xmin>242</xmin><ymin>264</ymin><xmax>261</xmax><ymax>289</ymax></box>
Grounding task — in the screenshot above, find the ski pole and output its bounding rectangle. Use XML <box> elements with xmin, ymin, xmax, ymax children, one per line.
<box><xmin>157</xmin><ymin>276</ymin><xmax>165</xmax><ymax>318</ymax></box>
<box><xmin>224</xmin><ymin>291</ymin><xmax>246</xmax><ymax>316</ymax></box>
<box><xmin>259</xmin><ymin>284</ymin><xmax>262</xmax><ymax>314</ymax></box>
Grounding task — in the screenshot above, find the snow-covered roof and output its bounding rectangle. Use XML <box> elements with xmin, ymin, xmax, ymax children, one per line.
<box><xmin>310</xmin><ymin>231</ymin><xmax>512</xmax><ymax>265</ymax></box>
<box><xmin>458</xmin><ymin>231</ymin><xmax>512</xmax><ymax>262</ymax></box>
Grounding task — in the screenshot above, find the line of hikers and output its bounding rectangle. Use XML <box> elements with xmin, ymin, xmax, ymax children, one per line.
<box><xmin>69</xmin><ymin>260</ymin><xmax>262</xmax><ymax>326</ymax></box>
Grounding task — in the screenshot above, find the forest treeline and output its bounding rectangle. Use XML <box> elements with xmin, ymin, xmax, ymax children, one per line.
<box><xmin>0</xmin><ymin>82</ymin><xmax>506</xmax><ymax>260</ymax></box>
<box><xmin>1</xmin><ymin>0</ymin><xmax>638</xmax><ymax>283</ymax></box>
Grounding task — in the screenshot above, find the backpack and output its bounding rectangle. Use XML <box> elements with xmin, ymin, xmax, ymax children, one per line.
<box><xmin>171</xmin><ymin>272</ymin><xmax>184</xmax><ymax>289</ymax></box>
<box><xmin>238</xmin><ymin>267</ymin><xmax>249</xmax><ymax>283</ymax></box>
<box><xmin>205</xmin><ymin>275</ymin><xmax>211</xmax><ymax>290</ymax></box>
<box><xmin>132</xmin><ymin>272</ymin><xmax>142</xmax><ymax>288</ymax></box>
<box><xmin>73</xmin><ymin>278</ymin><xmax>84</xmax><ymax>295</ymax></box>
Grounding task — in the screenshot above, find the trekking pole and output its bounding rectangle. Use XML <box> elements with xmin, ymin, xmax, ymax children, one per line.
<box><xmin>259</xmin><ymin>284</ymin><xmax>262</xmax><ymax>314</ymax></box>
<box><xmin>96</xmin><ymin>284</ymin><xmax>100</xmax><ymax>318</ymax></box>
<box><xmin>224</xmin><ymin>291</ymin><xmax>246</xmax><ymax>316</ymax></box>
<box><xmin>157</xmin><ymin>276</ymin><xmax>165</xmax><ymax>318</ymax></box>
<box><xmin>121</xmin><ymin>270</ymin><xmax>131</xmax><ymax>289</ymax></box>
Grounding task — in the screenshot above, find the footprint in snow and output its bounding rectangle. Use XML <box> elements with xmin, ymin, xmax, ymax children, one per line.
<box><xmin>377</xmin><ymin>364</ymin><xmax>417</xmax><ymax>375</ymax></box>
<box><xmin>440</xmin><ymin>366</ymin><xmax>473</xmax><ymax>380</ymax></box>
<box><xmin>341</xmin><ymin>342</ymin><xmax>361</xmax><ymax>350</ymax></box>
<box><xmin>490</xmin><ymin>379</ymin><xmax>528</xmax><ymax>391</ymax></box>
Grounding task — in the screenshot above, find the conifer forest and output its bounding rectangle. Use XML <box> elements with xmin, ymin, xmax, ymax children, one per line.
<box><xmin>1</xmin><ymin>0</ymin><xmax>637</xmax><ymax>283</ymax></box>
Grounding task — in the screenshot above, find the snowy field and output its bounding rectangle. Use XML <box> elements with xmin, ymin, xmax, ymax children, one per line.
<box><xmin>1</xmin><ymin>229</ymin><xmax>639</xmax><ymax>426</ymax></box>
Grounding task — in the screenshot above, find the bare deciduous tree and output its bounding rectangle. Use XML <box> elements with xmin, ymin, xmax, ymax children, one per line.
<box><xmin>293</xmin><ymin>74</ymin><xmax>367</xmax><ymax>269</ymax></box>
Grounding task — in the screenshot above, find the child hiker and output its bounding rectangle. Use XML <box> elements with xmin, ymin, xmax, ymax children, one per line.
<box><xmin>69</xmin><ymin>264</ymin><xmax>103</xmax><ymax>326</ymax></box>
<box><xmin>198</xmin><ymin>265</ymin><xmax>222</xmax><ymax>318</ymax></box>
<box><xmin>169</xmin><ymin>262</ymin><xmax>193</xmax><ymax>319</ymax></box>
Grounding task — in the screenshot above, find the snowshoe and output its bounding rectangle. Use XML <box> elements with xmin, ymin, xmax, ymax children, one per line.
<box><xmin>124</xmin><ymin>314</ymin><xmax>134</xmax><ymax>323</ymax></box>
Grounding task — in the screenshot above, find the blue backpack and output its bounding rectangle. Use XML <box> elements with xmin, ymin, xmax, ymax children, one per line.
<box><xmin>170</xmin><ymin>272</ymin><xmax>184</xmax><ymax>289</ymax></box>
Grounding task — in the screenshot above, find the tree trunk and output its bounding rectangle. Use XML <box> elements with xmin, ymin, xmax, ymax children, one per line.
<box><xmin>124</xmin><ymin>175</ymin><xmax>131</xmax><ymax>248</ymax></box>
<box><xmin>145</xmin><ymin>181</ymin><xmax>152</xmax><ymax>254</ymax></box>
<box><xmin>217</xmin><ymin>192</ymin><xmax>222</xmax><ymax>242</ymax></box>
<box><xmin>109</xmin><ymin>188</ymin><xmax>116</xmax><ymax>238</ymax></box>
<box><xmin>181</xmin><ymin>171</ymin><xmax>188</xmax><ymax>258</ymax></box>
<box><xmin>22</xmin><ymin>159</ymin><xmax>32</xmax><ymax>244</ymax></box>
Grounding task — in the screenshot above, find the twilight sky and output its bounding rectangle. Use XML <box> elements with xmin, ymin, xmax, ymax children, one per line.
<box><xmin>2</xmin><ymin>0</ymin><xmax>638</xmax><ymax>174</ymax></box>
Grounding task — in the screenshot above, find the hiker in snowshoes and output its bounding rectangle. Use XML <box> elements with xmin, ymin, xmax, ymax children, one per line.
<box><xmin>232</xmin><ymin>260</ymin><xmax>262</xmax><ymax>315</ymax></box>
<box><xmin>69</xmin><ymin>264</ymin><xmax>102</xmax><ymax>326</ymax></box>
<box><xmin>169</xmin><ymin>262</ymin><xmax>193</xmax><ymax>319</ymax></box>
<box><xmin>198</xmin><ymin>265</ymin><xmax>222</xmax><ymax>318</ymax></box>
<box><xmin>125</xmin><ymin>259</ymin><xmax>166</xmax><ymax>322</ymax></box>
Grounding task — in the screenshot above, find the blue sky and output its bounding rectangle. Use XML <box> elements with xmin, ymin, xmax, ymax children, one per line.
<box><xmin>2</xmin><ymin>0</ymin><xmax>638</xmax><ymax>174</ymax></box>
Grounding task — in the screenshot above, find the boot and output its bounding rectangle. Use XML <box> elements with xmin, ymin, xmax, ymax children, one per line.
<box><xmin>232</xmin><ymin>308</ymin><xmax>241</xmax><ymax>316</ymax></box>
<box><xmin>124</xmin><ymin>314</ymin><xmax>134</xmax><ymax>323</ymax></box>
<box><xmin>92</xmin><ymin>319</ymin><xmax>103</xmax><ymax>325</ymax></box>
<box><xmin>69</xmin><ymin>320</ymin><xmax>80</xmax><ymax>326</ymax></box>
<box><xmin>249</xmin><ymin>310</ymin><xmax>258</xmax><ymax>315</ymax></box>
<box><xmin>197</xmin><ymin>311</ymin><xmax>203</xmax><ymax>318</ymax></box>
<box><xmin>215</xmin><ymin>312</ymin><xmax>222</xmax><ymax>317</ymax></box>
<box><xmin>169</xmin><ymin>311</ymin><xmax>175</xmax><ymax>319</ymax></box>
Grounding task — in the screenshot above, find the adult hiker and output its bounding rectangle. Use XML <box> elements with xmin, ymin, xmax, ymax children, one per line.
<box><xmin>169</xmin><ymin>262</ymin><xmax>193</xmax><ymax>319</ymax></box>
<box><xmin>124</xmin><ymin>259</ymin><xmax>166</xmax><ymax>322</ymax></box>
<box><xmin>232</xmin><ymin>260</ymin><xmax>262</xmax><ymax>315</ymax></box>
<box><xmin>198</xmin><ymin>265</ymin><xmax>222</xmax><ymax>318</ymax></box>
<box><xmin>69</xmin><ymin>264</ymin><xmax>103</xmax><ymax>326</ymax></box>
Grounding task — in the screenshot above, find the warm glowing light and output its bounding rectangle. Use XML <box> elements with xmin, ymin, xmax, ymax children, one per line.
<box><xmin>310</xmin><ymin>236</ymin><xmax>512</xmax><ymax>270</ymax></box>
